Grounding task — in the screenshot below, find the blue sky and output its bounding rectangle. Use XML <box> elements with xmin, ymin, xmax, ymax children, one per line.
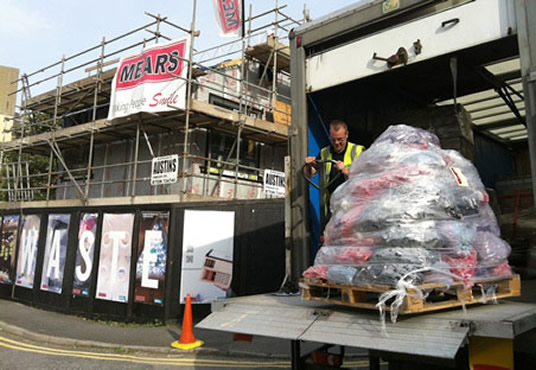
<box><xmin>1</xmin><ymin>0</ymin><xmax>362</xmax><ymax>96</ymax></box>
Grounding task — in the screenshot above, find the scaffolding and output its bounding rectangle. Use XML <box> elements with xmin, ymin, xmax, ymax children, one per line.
<box><xmin>1</xmin><ymin>2</ymin><xmax>303</xmax><ymax>207</ymax></box>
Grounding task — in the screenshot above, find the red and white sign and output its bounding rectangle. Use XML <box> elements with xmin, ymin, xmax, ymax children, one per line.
<box><xmin>213</xmin><ymin>0</ymin><xmax>242</xmax><ymax>38</ymax></box>
<box><xmin>107</xmin><ymin>37</ymin><xmax>190</xmax><ymax>120</ymax></box>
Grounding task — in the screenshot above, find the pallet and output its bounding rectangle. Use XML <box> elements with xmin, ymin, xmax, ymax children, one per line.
<box><xmin>300</xmin><ymin>274</ymin><xmax>521</xmax><ymax>315</ymax></box>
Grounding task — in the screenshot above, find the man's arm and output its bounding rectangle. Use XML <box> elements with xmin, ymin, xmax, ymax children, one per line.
<box><xmin>303</xmin><ymin>156</ymin><xmax>317</xmax><ymax>178</ymax></box>
<box><xmin>334</xmin><ymin>161</ymin><xmax>349</xmax><ymax>178</ymax></box>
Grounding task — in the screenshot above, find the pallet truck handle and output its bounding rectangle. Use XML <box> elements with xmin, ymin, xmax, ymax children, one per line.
<box><xmin>301</xmin><ymin>159</ymin><xmax>342</xmax><ymax>190</ymax></box>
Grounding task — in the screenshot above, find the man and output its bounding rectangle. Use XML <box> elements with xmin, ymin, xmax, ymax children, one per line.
<box><xmin>304</xmin><ymin>120</ymin><xmax>365</xmax><ymax>218</ymax></box>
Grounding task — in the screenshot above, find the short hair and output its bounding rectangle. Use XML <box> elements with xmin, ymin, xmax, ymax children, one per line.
<box><xmin>329</xmin><ymin>120</ymin><xmax>348</xmax><ymax>132</ymax></box>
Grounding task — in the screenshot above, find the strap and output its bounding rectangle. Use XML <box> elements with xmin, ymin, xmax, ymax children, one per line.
<box><xmin>320</xmin><ymin>146</ymin><xmax>332</xmax><ymax>185</ymax></box>
<box><xmin>320</xmin><ymin>146</ymin><xmax>330</xmax><ymax>160</ymax></box>
<box><xmin>350</xmin><ymin>143</ymin><xmax>357</xmax><ymax>160</ymax></box>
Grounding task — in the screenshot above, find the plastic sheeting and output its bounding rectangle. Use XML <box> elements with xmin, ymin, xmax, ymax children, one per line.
<box><xmin>304</xmin><ymin>124</ymin><xmax>512</xmax><ymax>289</ymax></box>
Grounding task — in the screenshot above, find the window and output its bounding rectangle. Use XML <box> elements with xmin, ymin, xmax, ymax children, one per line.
<box><xmin>59</xmin><ymin>147</ymin><xmax>93</xmax><ymax>181</ymax></box>
<box><xmin>208</xmin><ymin>93</ymin><xmax>263</xmax><ymax>119</ymax></box>
<box><xmin>206</xmin><ymin>130</ymin><xmax>260</xmax><ymax>181</ymax></box>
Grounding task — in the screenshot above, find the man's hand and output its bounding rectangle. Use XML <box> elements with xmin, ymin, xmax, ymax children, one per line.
<box><xmin>334</xmin><ymin>160</ymin><xmax>349</xmax><ymax>177</ymax></box>
<box><xmin>303</xmin><ymin>156</ymin><xmax>317</xmax><ymax>178</ymax></box>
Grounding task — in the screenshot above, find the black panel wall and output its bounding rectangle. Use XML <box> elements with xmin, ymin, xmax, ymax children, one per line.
<box><xmin>0</xmin><ymin>199</ymin><xmax>285</xmax><ymax>322</ymax></box>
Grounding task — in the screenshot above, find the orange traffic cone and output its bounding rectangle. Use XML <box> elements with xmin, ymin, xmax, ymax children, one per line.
<box><xmin>171</xmin><ymin>294</ymin><xmax>204</xmax><ymax>350</ymax></box>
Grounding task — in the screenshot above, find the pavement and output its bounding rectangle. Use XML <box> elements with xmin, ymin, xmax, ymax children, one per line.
<box><xmin>1</xmin><ymin>277</ymin><xmax>535</xmax><ymax>359</ymax></box>
<box><xmin>0</xmin><ymin>297</ymin><xmax>305</xmax><ymax>358</ymax></box>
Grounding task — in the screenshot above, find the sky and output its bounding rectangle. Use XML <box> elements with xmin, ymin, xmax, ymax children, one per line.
<box><xmin>0</xmin><ymin>0</ymin><xmax>362</xmax><ymax>98</ymax></box>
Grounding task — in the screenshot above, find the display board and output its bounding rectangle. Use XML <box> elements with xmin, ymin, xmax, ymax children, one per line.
<box><xmin>180</xmin><ymin>210</ymin><xmax>234</xmax><ymax>304</ymax></box>
<box><xmin>95</xmin><ymin>213</ymin><xmax>134</xmax><ymax>303</ymax></box>
<box><xmin>0</xmin><ymin>215</ymin><xmax>20</xmax><ymax>284</ymax></box>
<box><xmin>134</xmin><ymin>211</ymin><xmax>169</xmax><ymax>305</ymax></box>
<box><xmin>40</xmin><ymin>214</ymin><xmax>71</xmax><ymax>294</ymax></box>
<box><xmin>72</xmin><ymin>213</ymin><xmax>99</xmax><ymax>297</ymax></box>
<box><xmin>15</xmin><ymin>215</ymin><xmax>41</xmax><ymax>289</ymax></box>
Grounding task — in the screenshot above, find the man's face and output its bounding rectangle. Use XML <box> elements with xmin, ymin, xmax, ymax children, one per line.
<box><xmin>330</xmin><ymin>127</ymin><xmax>348</xmax><ymax>153</ymax></box>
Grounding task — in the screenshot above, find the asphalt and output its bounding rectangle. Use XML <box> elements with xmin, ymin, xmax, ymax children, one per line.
<box><xmin>1</xmin><ymin>276</ymin><xmax>535</xmax><ymax>359</ymax></box>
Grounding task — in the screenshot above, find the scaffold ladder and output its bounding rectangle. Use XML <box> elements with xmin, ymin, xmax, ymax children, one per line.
<box><xmin>5</xmin><ymin>161</ymin><xmax>34</xmax><ymax>202</ymax></box>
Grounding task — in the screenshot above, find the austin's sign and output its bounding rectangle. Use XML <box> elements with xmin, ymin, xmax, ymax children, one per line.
<box><xmin>151</xmin><ymin>155</ymin><xmax>179</xmax><ymax>186</ymax></box>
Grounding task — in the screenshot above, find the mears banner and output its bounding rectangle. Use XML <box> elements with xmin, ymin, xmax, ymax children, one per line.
<box><xmin>73</xmin><ymin>213</ymin><xmax>98</xmax><ymax>297</ymax></box>
<box><xmin>41</xmin><ymin>214</ymin><xmax>71</xmax><ymax>294</ymax></box>
<box><xmin>107</xmin><ymin>37</ymin><xmax>190</xmax><ymax>120</ymax></box>
<box><xmin>213</xmin><ymin>0</ymin><xmax>243</xmax><ymax>37</ymax></box>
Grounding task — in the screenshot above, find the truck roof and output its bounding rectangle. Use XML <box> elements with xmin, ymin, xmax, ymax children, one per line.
<box><xmin>291</xmin><ymin>0</ymin><xmax>464</xmax><ymax>49</ymax></box>
<box><xmin>292</xmin><ymin>0</ymin><xmax>374</xmax><ymax>36</ymax></box>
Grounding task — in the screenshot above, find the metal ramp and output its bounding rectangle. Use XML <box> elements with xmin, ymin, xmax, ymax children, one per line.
<box><xmin>196</xmin><ymin>294</ymin><xmax>473</xmax><ymax>359</ymax></box>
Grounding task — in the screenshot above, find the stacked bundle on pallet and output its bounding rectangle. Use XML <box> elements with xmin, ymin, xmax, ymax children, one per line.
<box><xmin>302</xmin><ymin>124</ymin><xmax>517</xmax><ymax>318</ymax></box>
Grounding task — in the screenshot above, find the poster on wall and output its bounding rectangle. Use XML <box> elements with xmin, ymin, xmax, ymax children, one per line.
<box><xmin>134</xmin><ymin>211</ymin><xmax>169</xmax><ymax>306</ymax></box>
<box><xmin>180</xmin><ymin>210</ymin><xmax>234</xmax><ymax>304</ymax></box>
<box><xmin>0</xmin><ymin>215</ymin><xmax>20</xmax><ymax>285</ymax></box>
<box><xmin>95</xmin><ymin>213</ymin><xmax>134</xmax><ymax>303</ymax></box>
<box><xmin>15</xmin><ymin>215</ymin><xmax>41</xmax><ymax>289</ymax></box>
<box><xmin>72</xmin><ymin>213</ymin><xmax>99</xmax><ymax>297</ymax></box>
<box><xmin>151</xmin><ymin>155</ymin><xmax>179</xmax><ymax>186</ymax></box>
<box><xmin>263</xmin><ymin>169</ymin><xmax>286</xmax><ymax>197</ymax></box>
<box><xmin>40</xmin><ymin>214</ymin><xmax>71</xmax><ymax>294</ymax></box>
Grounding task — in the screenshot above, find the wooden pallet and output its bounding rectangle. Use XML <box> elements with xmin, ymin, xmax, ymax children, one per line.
<box><xmin>300</xmin><ymin>274</ymin><xmax>521</xmax><ymax>315</ymax></box>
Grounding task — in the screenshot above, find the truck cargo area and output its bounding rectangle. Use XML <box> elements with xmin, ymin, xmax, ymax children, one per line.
<box><xmin>200</xmin><ymin>1</ymin><xmax>536</xmax><ymax>369</ymax></box>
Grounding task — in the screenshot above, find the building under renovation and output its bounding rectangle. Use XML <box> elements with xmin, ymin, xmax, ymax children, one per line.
<box><xmin>2</xmin><ymin>15</ymin><xmax>293</xmax><ymax>205</ymax></box>
<box><xmin>0</xmin><ymin>5</ymin><xmax>299</xmax><ymax>321</ymax></box>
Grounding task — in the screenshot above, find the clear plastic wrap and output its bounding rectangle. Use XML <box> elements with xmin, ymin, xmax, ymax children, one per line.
<box><xmin>303</xmin><ymin>124</ymin><xmax>513</xmax><ymax>297</ymax></box>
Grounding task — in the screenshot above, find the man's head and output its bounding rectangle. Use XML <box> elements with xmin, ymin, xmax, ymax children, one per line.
<box><xmin>329</xmin><ymin>120</ymin><xmax>349</xmax><ymax>154</ymax></box>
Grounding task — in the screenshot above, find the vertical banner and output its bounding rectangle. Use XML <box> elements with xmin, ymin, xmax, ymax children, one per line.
<box><xmin>72</xmin><ymin>213</ymin><xmax>99</xmax><ymax>297</ymax></box>
<box><xmin>107</xmin><ymin>37</ymin><xmax>190</xmax><ymax>120</ymax></box>
<box><xmin>40</xmin><ymin>214</ymin><xmax>71</xmax><ymax>294</ymax></box>
<box><xmin>180</xmin><ymin>210</ymin><xmax>234</xmax><ymax>304</ymax></box>
<box><xmin>213</xmin><ymin>0</ymin><xmax>243</xmax><ymax>38</ymax></box>
<box><xmin>95</xmin><ymin>213</ymin><xmax>134</xmax><ymax>303</ymax></box>
<box><xmin>15</xmin><ymin>215</ymin><xmax>41</xmax><ymax>289</ymax></box>
<box><xmin>0</xmin><ymin>215</ymin><xmax>20</xmax><ymax>284</ymax></box>
<box><xmin>134</xmin><ymin>211</ymin><xmax>169</xmax><ymax>305</ymax></box>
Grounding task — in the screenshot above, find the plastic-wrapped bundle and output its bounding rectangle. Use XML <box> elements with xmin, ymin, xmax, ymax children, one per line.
<box><xmin>472</xmin><ymin>231</ymin><xmax>512</xmax><ymax>279</ymax></box>
<box><xmin>303</xmin><ymin>124</ymin><xmax>513</xmax><ymax>289</ymax></box>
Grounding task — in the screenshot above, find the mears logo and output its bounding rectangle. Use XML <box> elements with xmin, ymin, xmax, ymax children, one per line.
<box><xmin>107</xmin><ymin>37</ymin><xmax>189</xmax><ymax>120</ymax></box>
<box><xmin>217</xmin><ymin>0</ymin><xmax>241</xmax><ymax>33</ymax></box>
<box><xmin>116</xmin><ymin>39</ymin><xmax>186</xmax><ymax>90</ymax></box>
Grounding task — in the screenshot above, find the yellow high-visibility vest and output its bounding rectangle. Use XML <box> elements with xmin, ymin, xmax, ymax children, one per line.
<box><xmin>319</xmin><ymin>142</ymin><xmax>364</xmax><ymax>214</ymax></box>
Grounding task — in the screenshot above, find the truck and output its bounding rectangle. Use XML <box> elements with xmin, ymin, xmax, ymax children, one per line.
<box><xmin>198</xmin><ymin>1</ymin><xmax>536</xmax><ymax>368</ymax></box>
